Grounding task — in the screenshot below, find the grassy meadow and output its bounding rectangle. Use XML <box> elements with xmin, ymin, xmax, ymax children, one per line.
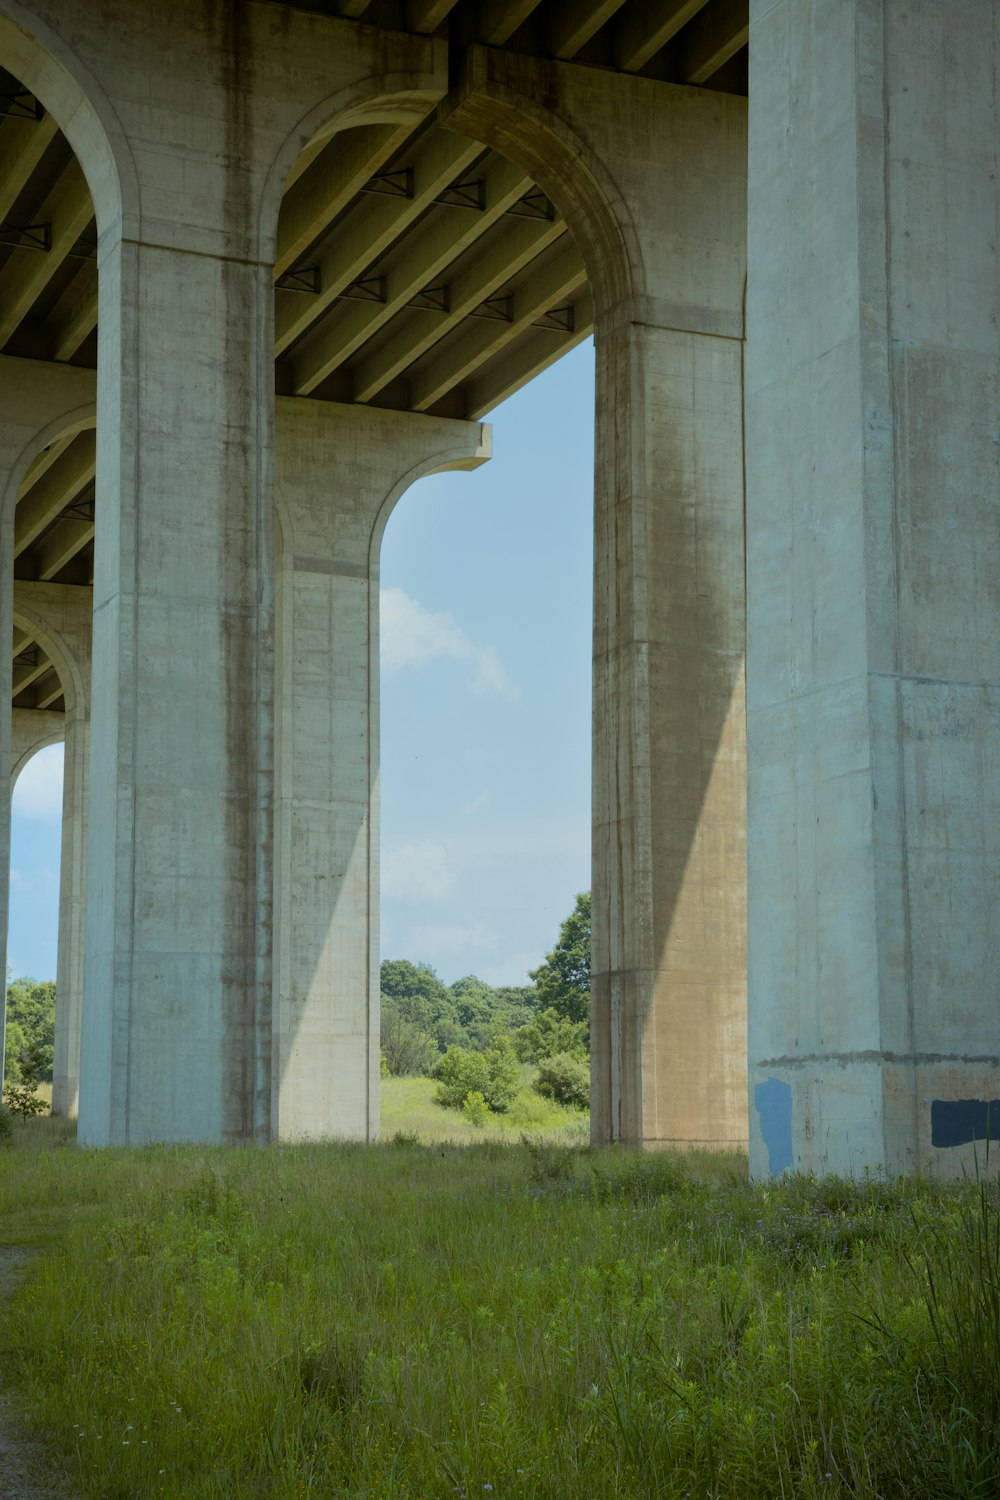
<box><xmin>0</xmin><ymin>1099</ymin><xmax>998</xmax><ymax>1499</ymax></box>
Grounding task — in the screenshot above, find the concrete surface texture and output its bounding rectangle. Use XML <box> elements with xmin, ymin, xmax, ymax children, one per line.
<box><xmin>0</xmin><ymin>0</ymin><xmax>992</xmax><ymax>1173</ymax></box>
<box><xmin>746</xmin><ymin>0</ymin><xmax>1000</xmax><ymax>1177</ymax></box>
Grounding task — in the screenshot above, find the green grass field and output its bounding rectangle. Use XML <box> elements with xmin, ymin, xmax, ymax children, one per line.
<box><xmin>0</xmin><ymin>1090</ymin><xmax>997</xmax><ymax>1499</ymax></box>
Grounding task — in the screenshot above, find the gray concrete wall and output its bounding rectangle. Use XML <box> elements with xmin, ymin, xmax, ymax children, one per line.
<box><xmin>746</xmin><ymin>0</ymin><xmax>1000</xmax><ymax>1177</ymax></box>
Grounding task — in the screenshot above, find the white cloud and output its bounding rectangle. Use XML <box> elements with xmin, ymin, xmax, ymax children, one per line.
<box><xmin>382</xmin><ymin>840</ymin><xmax>455</xmax><ymax>904</ymax></box>
<box><xmin>380</xmin><ymin>586</ymin><xmax>519</xmax><ymax>700</ymax></box>
<box><xmin>12</xmin><ymin>744</ymin><xmax>64</xmax><ymax>822</ymax></box>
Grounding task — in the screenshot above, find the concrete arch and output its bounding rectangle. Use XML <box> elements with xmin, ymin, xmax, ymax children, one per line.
<box><xmin>368</xmin><ymin>426</ymin><xmax>493</xmax><ymax>566</ymax></box>
<box><xmin>257</xmin><ymin>72</ymin><xmax>451</xmax><ymax>267</ymax></box>
<box><xmin>10</xmin><ymin>728</ymin><xmax>63</xmax><ymax>789</ymax></box>
<box><xmin>438</xmin><ymin>46</ymin><xmax>642</xmax><ymax>321</ymax></box>
<box><xmin>1</xmin><ymin>401</ymin><xmax>96</xmax><ymax>534</ymax></box>
<box><xmin>11</xmin><ymin>603</ymin><xmax>86</xmax><ymax>718</ymax></box>
<box><xmin>0</xmin><ymin>3</ymin><xmax>137</xmax><ymax>241</ymax></box>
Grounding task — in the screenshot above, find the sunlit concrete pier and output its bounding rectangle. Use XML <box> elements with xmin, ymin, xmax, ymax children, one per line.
<box><xmin>0</xmin><ymin>0</ymin><xmax>995</xmax><ymax>1177</ymax></box>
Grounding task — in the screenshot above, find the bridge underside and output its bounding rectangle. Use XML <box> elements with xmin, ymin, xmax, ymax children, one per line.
<box><xmin>0</xmin><ymin>0</ymin><xmax>996</xmax><ymax>1176</ymax></box>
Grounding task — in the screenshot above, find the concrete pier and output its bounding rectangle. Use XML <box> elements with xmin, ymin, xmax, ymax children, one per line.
<box><xmin>746</xmin><ymin>0</ymin><xmax>1000</xmax><ymax>1177</ymax></box>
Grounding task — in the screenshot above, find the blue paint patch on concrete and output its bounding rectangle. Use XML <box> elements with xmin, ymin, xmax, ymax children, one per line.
<box><xmin>931</xmin><ymin>1098</ymin><xmax>1000</xmax><ymax>1149</ymax></box>
<box><xmin>755</xmin><ymin>1076</ymin><xmax>793</xmax><ymax>1174</ymax></box>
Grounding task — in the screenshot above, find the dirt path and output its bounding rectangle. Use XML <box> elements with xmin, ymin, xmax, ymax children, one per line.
<box><xmin>0</xmin><ymin>1248</ymin><xmax>78</xmax><ymax>1500</ymax></box>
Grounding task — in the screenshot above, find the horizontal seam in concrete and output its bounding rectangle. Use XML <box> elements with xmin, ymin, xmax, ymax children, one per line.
<box><xmin>293</xmin><ymin>557</ymin><xmax>367</xmax><ymax>578</ymax></box>
<box><xmin>758</xmin><ymin>1051</ymin><xmax>1000</xmax><ymax>1068</ymax></box>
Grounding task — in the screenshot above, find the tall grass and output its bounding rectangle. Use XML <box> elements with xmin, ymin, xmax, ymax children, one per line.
<box><xmin>0</xmin><ymin>1123</ymin><xmax>997</xmax><ymax>1499</ymax></box>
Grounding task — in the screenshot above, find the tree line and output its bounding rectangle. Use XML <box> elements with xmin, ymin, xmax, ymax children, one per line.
<box><xmin>381</xmin><ymin>891</ymin><xmax>591</xmax><ymax>1113</ymax></box>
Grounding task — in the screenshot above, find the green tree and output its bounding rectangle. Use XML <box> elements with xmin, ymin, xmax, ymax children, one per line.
<box><xmin>529</xmin><ymin>892</ymin><xmax>591</xmax><ymax>1030</ymax></box>
<box><xmin>513</xmin><ymin>1006</ymin><xmax>588</xmax><ymax>1064</ymax></box>
<box><xmin>380</xmin><ymin>960</ymin><xmax>466</xmax><ymax>1054</ymax></box>
<box><xmin>4</xmin><ymin>979</ymin><xmax>56</xmax><ymax>1081</ymax></box>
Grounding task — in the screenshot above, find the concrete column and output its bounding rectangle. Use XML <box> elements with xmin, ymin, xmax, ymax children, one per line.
<box><xmin>273</xmin><ymin>399</ymin><xmax>489</xmax><ymax>1140</ymax></box>
<box><xmin>581</xmin><ymin>86</ymin><xmax>748</xmax><ymax>1150</ymax></box>
<box><xmin>11</xmin><ymin>582</ymin><xmax>93</xmax><ymax>1118</ymax></box>
<box><xmin>746</xmin><ymin>0</ymin><xmax>1000</xmax><ymax>1177</ymax></box>
<box><xmin>0</xmin><ymin>359</ymin><xmax>94</xmax><ymax>1093</ymax></box>
<box><xmin>443</xmin><ymin>56</ymin><xmax>749</xmax><ymax>1152</ymax></box>
<box><xmin>78</xmin><ymin>223</ymin><xmax>274</xmax><ymax>1147</ymax></box>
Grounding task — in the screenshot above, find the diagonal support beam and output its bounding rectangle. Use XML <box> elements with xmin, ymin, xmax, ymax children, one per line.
<box><xmin>615</xmin><ymin>0</ymin><xmax>710</xmax><ymax>72</ymax></box>
<box><xmin>36</xmin><ymin>517</ymin><xmax>94</xmax><ymax>582</ymax></box>
<box><xmin>677</xmin><ymin>0</ymin><xmax>748</xmax><ymax>83</ymax></box>
<box><xmin>13</xmin><ymin>432</ymin><xmax>96</xmax><ymax>556</ymax></box>
<box><xmin>464</xmin><ymin>290</ymin><xmax>594</xmax><ymax>417</ymax></box>
<box><xmin>49</xmin><ymin>260</ymin><xmax>98</xmax><ymax>362</ymax></box>
<box><xmin>276</xmin><ymin>122</ymin><xmax>413</xmax><ymax>277</ymax></box>
<box><xmin>410</xmin><ymin>237</ymin><xmax>587</xmax><ymax>410</ymax></box>
<box><xmin>351</xmin><ymin>213</ymin><xmax>566</xmax><ymax>401</ymax></box>
<box><xmin>407</xmin><ymin>0</ymin><xmax>461</xmax><ymax>31</ymax></box>
<box><xmin>477</xmin><ymin>0</ymin><xmax>542</xmax><ymax>45</ymax></box>
<box><xmin>0</xmin><ymin>109</ymin><xmax>59</xmax><ymax>224</ymax></box>
<box><xmin>0</xmin><ymin>159</ymin><xmax>94</xmax><ymax>347</ymax></box>
<box><xmin>12</xmin><ymin>647</ymin><xmax>52</xmax><ymax>697</ymax></box>
<box><xmin>275</xmin><ymin>131</ymin><xmax>482</xmax><ymax>355</ymax></box>
<box><xmin>549</xmin><ymin>0</ymin><xmax>627</xmax><ymax>59</ymax></box>
<box><xmin>292</xmin><ymin>153</ymin><xmax>532</xmax><ymax>394</ymax></box>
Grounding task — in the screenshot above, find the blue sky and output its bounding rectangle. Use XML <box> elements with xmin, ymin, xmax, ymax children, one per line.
<box><xmin>7</xmin><ymin>339</ymin><xmax>595</xmax><ymax>987</ymax></box>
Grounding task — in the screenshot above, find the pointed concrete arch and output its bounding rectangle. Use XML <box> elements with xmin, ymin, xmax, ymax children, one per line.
<box><xmin>438</xmin><ymin>45</ymin><xmax>642</xmax><ymax>324</ymax></box>
<box><xmin>0</xmin><ymin>2</ymin><xmax>137</xmax><ymax>241</ymax></box>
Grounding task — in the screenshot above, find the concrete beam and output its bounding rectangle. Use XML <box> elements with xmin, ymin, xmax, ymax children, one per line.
<box><xmin>0</xmin><ymin>158</ymin><xmax>93</xmax><ymax>347</ymax></box>
<box><xmin>0</xmin><ymin>109</ymin><xmax>59</xmax><ymax>224</ymax></box>
<box><xmin>550</xmin><ymin>0</ymin><xmax>628</xmax><ymax>59</ymax></box>
<box><xmin>351</xmin><ymin>213</ymin><xmax>567</xmax><ymax>401</ymax></box>
<box><xmin>293</xmin><ymin>152</ymin><xmax>532</xmax><ymax>393</ymax></box>
<box><xmin>276</xmin><ymin>123</ymin><xmax>412</xmax><ymax>278</ymax></box>
<box><xmin>478</xmin><ymin>0</ymin><xmax>542</xmax><ymax>45</ymax></box>
<box><xmin>48</xmin><ymin>262</ymin><xmax>99</xmax><ymax>362</ymax></box>
<box><xmin>615</xmin><ymin>0</ymin><xmax>710</xmax><ymax>72</ymax></box>
<box><xmin>678</xmin><ymin>0</ymin><xmax>748</xmax><ymax>85</ymax></box>
<box><xmin>13</xmin><ymin>432</ymin><xmax>95</xmax><ymax>557</ymax></box>
<box><xmin>36</xmin><ymin>517</ymin><xmax>94</xmax><ymax>582</ymax></box>
<box><xmin>464</xmin><ymin>292</ymin><xmax>593</xmax><ymax>417</ymax></box>
<box><xmin>275</xmin><ymin>130</ymin><xmax>482</xmax><ymax>355</ymax></box>
<box><xmin>406</xmin><ymin>0</ymin><xmax>461</xmax><ymax>32</ymax></box>
<box><xmin>410</xmin><ymin>238</ymin><xmax>587</xmax><ymax>409</ymax></box>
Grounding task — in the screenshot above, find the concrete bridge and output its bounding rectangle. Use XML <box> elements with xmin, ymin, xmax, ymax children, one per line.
<box><xmin>0</xmin><ymin>0</ymin><xmax>995</xmax><ymax>1175</ymax></box>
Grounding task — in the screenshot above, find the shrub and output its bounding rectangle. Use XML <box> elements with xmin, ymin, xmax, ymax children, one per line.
<box><xmin>534</xmin><ymin>1052</ymin><xmax>590</xmax><ymax>1110</ymax></box>
<box><xmin>462</xmin><ymin>1090</ymin><xmax>491</xmax><ymax>1128</ymax></box>
<box><xmin>434</xmin><ymin>1036</ymin><xmax>521</xmax><ymax>1115</ymax></box>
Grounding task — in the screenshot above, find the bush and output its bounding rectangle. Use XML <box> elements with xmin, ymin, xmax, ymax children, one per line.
<box><xmin>461</xmin><ymin>1090</ymin><xmax>491</xmax><ymax>1128</ymax></box>
<box><xmin>433</xmin><ymin>1036</ymin><xmax>521</xmax><ymax>1115</ymax></box>
<box><xmin>534</xmin><ymin>1052</ymin><xmax>590</xmax><ymax>1110</ymax></box>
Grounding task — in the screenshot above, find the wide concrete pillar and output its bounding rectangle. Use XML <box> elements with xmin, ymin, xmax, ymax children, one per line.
<box><xmin>444</xmin><ymin>55</ymin><xmax>749</xmax><ymax>1152</ymax></box>
<box><xmin>11</xmin><ymin>582</ymin><xmax>93</xmax><ymax>1118</ymax></box>
<box><xmin>78</xmin><ymin>236</ymin><xmax>274</xmax><ymax>1146</ymax></box>
<box><xmin>746</xmin><ymin>0</ymin><xmax>1000</xmax><ymax>1177</ymax></box>
<box><xmin>273</xmin><ymin>399</ymin><xmax>489</xmax><ymax>1140</ymax></box>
